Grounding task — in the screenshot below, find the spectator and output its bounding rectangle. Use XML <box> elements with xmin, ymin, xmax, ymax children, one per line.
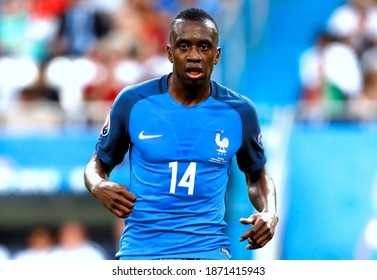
<box><xmin>349</xmin><ymin>34</ymin><xmax>377</xmax><ymax>120</ymax></box>
<box><xmin>0</xmin><ymin>0</ymin><xmax>32</xmax><ymax>58</ymax></box>
<box><xmin>19</xmin><ymin>61</ymin><xmax>61</xmax><ymax>103</ymax></box>
<box><xmin>298</xmin><ymin>30</ymin><xmax>363</xmax><ymax>121</ymax></box>
<box><xmin>327</xmin><ymin>0</ymin><xmax>377</xmax><ymax>55</ymax></box>
<box><xmin>0</xmin><ymin>56</ymin><xmax>39</xmax><ymax>123</ymax></box>
<box><xmin>107</xmin><ymin>0</ymin><xmax>171</xmax><ymax>65</ymax></box>
<box><xmin>51</xmin><ymin>0</ymin><xmax>111</xmax><ymax>57</ymax></box>
<box><xmin>50</xmin><ymin>221</ymin><xmax>107</xmax><ymax>260</ymax></box>
<box><xmin>26</xmin><ymin>0</ymin><xmax>68</xmax><ymax>62</ymax></box>
<box><xmin>44</xmin><ymin>54</ymin><xmax>98</xmax><ymax>124</ymax></box>
<box><xmin>82</xmin><ymin>42</ymin><xmax>128</xmax><ymax>125</ymax></box>
<box><xmin>14</xmin><ymin>227</ymin><xmax>55</xmax><ymax>260</ymax></box>
<box><xmin>81</xmin><ymin>0</ymin><xmax>174</xmax><ymax>125</ymax></box>
<box><xmin>4</xmin><ymin>60</ymin><xmax>65</xmax><ymax>128</ymax></box>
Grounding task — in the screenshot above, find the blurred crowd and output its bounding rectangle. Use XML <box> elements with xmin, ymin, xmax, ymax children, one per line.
<box><xmin>298</xmin><ymin>0</ymin><xmax>377</xmax><ymax>122</ymax></box>
<box><xmin>0</xmin><ymin>220</ymin><xmax>125</xmax><ymax>260</ymax></box>
<box><xmin>0</xmin><ymin>0</ymin><xmax>225</xmax><ymax>128</ymax></box>
<box><xmin>2</xmin><ymin>0</ymin><xmax>375</xmax><ymax>128</ymax></box>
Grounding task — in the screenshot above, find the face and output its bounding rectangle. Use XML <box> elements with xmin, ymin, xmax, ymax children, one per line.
<box><xmin>352</xmin><ymin>0</ymin><xmax>374</xmax><ymax>9</ymax></box>
<box><xmin>167</xmin><ymin>19</ymin><xmax>221</xmax><ymax>87</ymax></box>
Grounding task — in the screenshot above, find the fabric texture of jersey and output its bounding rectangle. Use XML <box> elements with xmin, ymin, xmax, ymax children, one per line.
<box><xmin>95</xmin><ymin>74</ymin><xmax>266</xmax><ymax>260</ymax></box>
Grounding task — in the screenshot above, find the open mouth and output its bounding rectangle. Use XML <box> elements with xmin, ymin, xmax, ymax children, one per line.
<box><xmin>186</xmin><ymin>67</ymin><xmax>203</xmax><ymax>79</ymax></box>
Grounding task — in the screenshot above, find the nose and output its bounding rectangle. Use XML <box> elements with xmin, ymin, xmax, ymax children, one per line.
<box><xmin>187</xmin><ymin>46</ymin><xmax>202</xmax><ymax>61</ymax></box>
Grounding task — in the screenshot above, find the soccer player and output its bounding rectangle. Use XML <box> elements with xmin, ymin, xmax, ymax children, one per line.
<box><xmin>84</xmin><ymin>7</ymin><xmax>278</xmax><ymax>260</ymax></box>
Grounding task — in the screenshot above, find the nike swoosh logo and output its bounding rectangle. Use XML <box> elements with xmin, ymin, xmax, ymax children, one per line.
<box><xmin>138</xmin><ymin>131</ymin><xmax>163</xmax><ymax>140</ymax></box>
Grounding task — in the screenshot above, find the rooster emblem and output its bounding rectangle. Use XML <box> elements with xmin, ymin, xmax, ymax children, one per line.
<box><xmin>215</xmin><ymin>133</ymin><xmax>229</xmax><ymax>154</ymax></box>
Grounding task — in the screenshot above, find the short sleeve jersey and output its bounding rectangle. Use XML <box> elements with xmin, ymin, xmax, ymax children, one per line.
<box><xmin>95</xmin><ymin>74</ymin><xmax>266</xmax><ymax>259</ymax></box>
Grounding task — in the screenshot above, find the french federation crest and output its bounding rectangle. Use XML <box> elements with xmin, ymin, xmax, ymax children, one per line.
<box><xmin>215</xmin><ymin>132</ymin><xmax>229</xmax><ymax>155</ymax></box>
<box><xmin>209</xmin><ymin>132</ymin><xmax>229</xmax><ymax>165</ymax></box>
<box><xmin>101</xmin><ymin>114</ymin><xmax>110</xmax><ymax>136</ymax></box>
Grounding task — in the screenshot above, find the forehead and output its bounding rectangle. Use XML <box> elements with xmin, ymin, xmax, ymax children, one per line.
<box><xmin>172</xmin><ymin>19</ymin><xmax>218</xmax><ymax>42</ymax></box>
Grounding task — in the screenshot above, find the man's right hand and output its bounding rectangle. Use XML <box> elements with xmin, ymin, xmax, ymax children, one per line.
<box><xmin>91</xmin><ymin>180</ymin><xmax>136</xmax><ymax>218</ymax></box>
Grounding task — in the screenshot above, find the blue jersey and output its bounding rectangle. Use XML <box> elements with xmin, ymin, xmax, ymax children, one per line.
<box><xmin>95</xmin><ymin>74</ymin><xmax>266</xmax><ymax>259</ymax></box>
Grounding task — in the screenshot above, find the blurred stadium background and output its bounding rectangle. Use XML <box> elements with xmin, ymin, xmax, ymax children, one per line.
<box><xmin>1</xmin><ymin>0</ymin><xmax>377</xmax><ymax>260</ymax></box>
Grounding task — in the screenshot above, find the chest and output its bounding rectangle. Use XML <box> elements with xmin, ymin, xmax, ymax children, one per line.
<box><xmin>128</xmin><ymin>96</ymin><xmax>242</xmax><ymax>165</ymax></box>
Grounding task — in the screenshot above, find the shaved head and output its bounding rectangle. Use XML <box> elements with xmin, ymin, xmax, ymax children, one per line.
<box><xmin>169</xmin><ymin>8</ymin><xmax>219</xmax><ymax>45</ymax></box>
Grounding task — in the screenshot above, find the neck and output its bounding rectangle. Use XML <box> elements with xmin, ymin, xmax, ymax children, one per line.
<box><xmin>168</xmin><ymin>75</ymin><xmax>211</xmax><ymax>106</ymax></box>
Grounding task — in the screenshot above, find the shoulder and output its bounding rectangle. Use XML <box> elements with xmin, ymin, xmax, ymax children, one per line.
<box><xmin>109</xmin><ymin>76</ymin><xmax>165</xmax><ymax>118</ymax></box>
<box><xmin>213</xmin><ymin>81</ymin><xmax>258</xmax><ymax>114</ymax></box>
<box><xmin>115</xmin><ymin>76</ymin><xmax>163</xmax><ymax>104</ymax></box>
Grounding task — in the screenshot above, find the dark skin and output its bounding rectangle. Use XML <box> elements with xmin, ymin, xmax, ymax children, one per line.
<box><xmin>84</xmin><ymin>19</ymin><xmax>278</xmax><ymax>250</ymax></box>
<box><xmin>84</xmin><ymin>155</ymin><xmax>136</xmax><ymax>218</ymax></box>
<box><xmin>242</xmin><ymin>168</ymin><xmax>278</xmax><ymax>249</ymax></box>
<box><xmin>167</xmin><ymin>19</ymin><xmax>220</xmax><ymax>106</ymax></box>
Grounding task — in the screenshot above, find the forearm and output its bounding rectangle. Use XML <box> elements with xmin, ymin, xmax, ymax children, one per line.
<box><xmin>246</xmin><ymin>168</ymin><xmax>277</xmax><ymax>214</ymax></box>
<box><xmin>84</xmin><ymin>153</ymin><xmax>113</xmax><ymax>193</ymax></box>
<box><xmin>240</xmin><ymin>168</ymin><xmax>279</xmax><ymax>249</ymax></box>
<box><xmin>84</xmin><ymin>153</ymin><xmax>135</xmax><ymax>218</ymax></box>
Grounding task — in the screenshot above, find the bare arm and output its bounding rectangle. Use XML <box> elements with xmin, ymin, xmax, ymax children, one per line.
<box><xmin>239</xmin><ymin>166</ymin><xmax>279</xmax><ymax>250</ymax></box>
<box><xmin>84</xmin><ymin>152</ymin><xmax>136</xmax><ymax>218</ymax></box>
<box><xmin>246</xmin><ymin>166</ymin><xmax>277</xmax><ymax>213</ymax></box>
<box><xmin>84</xmin><ymin>152</ymin><xmax>113</xmax><ymax>192</ymax></box>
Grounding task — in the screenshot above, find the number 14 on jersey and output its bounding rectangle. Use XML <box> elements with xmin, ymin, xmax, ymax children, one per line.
<box><xmin>169</xmin><ymin>161</ymin><xmax>197</xmax><ymax>195</ymax></box>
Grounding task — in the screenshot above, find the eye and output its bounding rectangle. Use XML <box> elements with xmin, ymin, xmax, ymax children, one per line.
<box><xmin>199</xmin><ymin>44</ymin><xmax>209</xmax><ymax>51</ymax></box>
<box><xmin>179</xmin><ymin>43</ymin><xmax>189</xmax><ymax>50</ymax></box>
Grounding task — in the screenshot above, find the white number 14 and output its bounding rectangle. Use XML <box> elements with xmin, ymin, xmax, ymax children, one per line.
<box><xmin>169</xmin><ymin>161</ymin><xmax>197</xmax><ymax>195</ymax></box>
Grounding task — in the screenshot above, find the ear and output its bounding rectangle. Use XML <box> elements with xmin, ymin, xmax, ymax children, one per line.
<box><xmin>167</xmin><ymin>45</ymin><xmax>173</xmax><ymax>63</ymax></box>
<box><xmin>214</xmin><ymin>47</ymin><xmax>221</xmax><ymax>65</ymax></box>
